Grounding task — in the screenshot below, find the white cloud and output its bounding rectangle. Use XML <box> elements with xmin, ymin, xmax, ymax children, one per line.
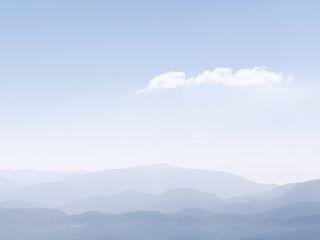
<box><xmin>136</xmin><ymin>71</ymin><xmax>187</xmax><ymax>94</ymax></box>
<box><xmin>137</xmin><ymin>67</ymin><xmax>292</xmax><ymax>93</ymax></box>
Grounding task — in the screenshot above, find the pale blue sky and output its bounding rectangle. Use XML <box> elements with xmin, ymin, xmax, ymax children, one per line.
<box><xmin>0</xmin><ymin>0</ymin><xmax>319</xmax><ymax>183</ymax></box>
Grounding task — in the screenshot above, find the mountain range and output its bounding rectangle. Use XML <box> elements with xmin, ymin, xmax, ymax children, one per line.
<box><xmin>0</xmin><ymin>164</ymin><xmax>276</xmax><ymax>205</ymax></box>
<box><xmin>0</xmin><ymin>164</ymin><xmax>320</xmax><ymax>239</ymax></box>
<box><xmin>0</xmin><ymin>164</ymin><xmax>319</xmax><ymax>215</ymax></box>
<box><xmin>1</xmin><ymin>206</ymin><xmax>320</xmax><ymax>240</ymax></box>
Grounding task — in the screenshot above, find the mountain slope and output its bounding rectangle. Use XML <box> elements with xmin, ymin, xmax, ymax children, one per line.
<box><xmin>0</xmin><ymin>208</ymin><xmax>320</xmax><ymax>240</ymax></box>
<box><xmin>219</xmin><ymin>180</ymin><xmax>320</xmax><ymax>214</ymax></box>
<box><xmin>273</xmin><ymin>180</ymin><xmax>320</xmax><ymax>204</ymax></box>
<box><xmin>63</xmin><ymin>164</ymin><xmax>276</xmax><ymax>198</ymax></box>
<box><xmin>61</xmin><ymin>188</ymin><xmax>222</xmax><ymax>214</ymax></box>
<box><xmin>0</xmin><ymin>182</ymin><xmax>111</xmax><ymax>205</ymax></box>
<box><xmin>0</xmin><ymin>200</ymin><xmax>47</xmax><ymax>209</ymax></box>
<box><xmin>0</xmin><ymin>177</ymin><xmax>22</xmax><ymax>192</ymax></box>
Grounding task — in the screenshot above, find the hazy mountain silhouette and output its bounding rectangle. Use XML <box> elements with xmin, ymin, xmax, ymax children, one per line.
<box><xmin>0</xmin><ymin>165</ymin><xmax>278</xmax><ymax>206</ymax></box>
<box><xmin>61</xmin><ymin>188</ymin><xmax>222</xmax><ymax>214</ymax></box>
<box><xmin>217</xmin><ymin>180</ymin><xmax>320</xmax><ymax>214</ymax></box>
<box><xmin>60</xmin><ymin>180</ymin><xmax>320</xmax><ymax>214</ymax></box>
<box><xmin>0</xmin><ymin>200</ymin><xmax>47</xmax><ymax>209</ymax></box>
<box><xmin>0</xmin><ymin>182</ymin><xmax>111</xmax><ymax>205</ymax></box>
<box><xmin>0</xmin><ymin>167</ymin><xmax>319</xmax><ymax>239</ymax></box>
<box><xmin>0</xmin><ymin>177</ymin><xmax>22</xmax><ymax>192</ymax></box>
<box><xmin>272</xmin><ymin>180</ymin><xmax>320</xmax><ymax>205</ymax></box>
<box><xmin>63</xmin><ymin>164</ymin><xmax>276</xmax><ymax>198</ymax></box>
<box><xmin>1</xmin><ymin>165</ymin><xmax>320</xmax><ymax>221</ymax></box>
<box><xmin>257</xmin><ymin>201</ymin><xmax>320</xmax><ymax>219</ymax></box>
<box><xmin>0</xmin><ymin>208</ymin><xmax>320</xmax><ymax>240</ymax></box>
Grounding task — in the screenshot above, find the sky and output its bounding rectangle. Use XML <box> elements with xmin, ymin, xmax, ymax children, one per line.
<box><xmin>0</xmin><ymin>0</ymin><xmax>319</xmax><ymax>184</ymax></box>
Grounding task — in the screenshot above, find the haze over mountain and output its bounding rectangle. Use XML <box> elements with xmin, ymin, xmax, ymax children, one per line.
<box><xmin>0</xmin><ymin>164</ymin><xmax>276</xmax><ymax>205</ymax></box>
<box><xmin>0</xmin><ymin>200</ymin><xmax>47</xmax><ymax>209</ymax></box>
<box><xmin>273</xmin><ymin>180</ymin><xmax>320</xmax><ymax>205</ymax></box>
<box><xmin>0</xmin><ymin>182</ymin><xmax>111</xmax><ymax>205</ymax></box>
<box><xmin>1</xmin><ymin>164</ymin><xmax>320</xmax><ymax>216</ymax></box>
<box><xmin>57</xmin><ymin>179</ymin><xmax>320</xmax><ymax>215</ymax></box>
<box><xmin>61</xmin><ymin>188</ymin><xmax>222</xmax><ymax>214</ymax></box>
<box><xmin>63</xmin><ymin>164</ymin><xmax>277</xmax><ymax>198</ymax></box>
<box><xmin>1</xmin><ymin>207</ymin><xmax>320</xmax><ymax>240</ymax></box>
<box><xmin>217</xmin><ymin>180</ymin><xmax>320</xmax><ymax>214</ymax></box>
<box><xmin>0</xmin><ymin>165</ymin><xmax>319</xmax><ymax>239</ymax></box>
<box><xmin>0</xmin><ymin>177</ymin><xmax>22</xmax><ymax>192</ymax></box>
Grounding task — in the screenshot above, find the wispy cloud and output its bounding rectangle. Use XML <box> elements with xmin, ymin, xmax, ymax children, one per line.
<box><xmin>136</xmin><ymin>67</ymin><xmax>293</xmax><ymax>94</ymax></box>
